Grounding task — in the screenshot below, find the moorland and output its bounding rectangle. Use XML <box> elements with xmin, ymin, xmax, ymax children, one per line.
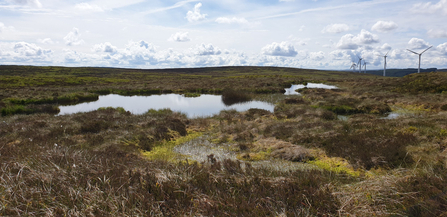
<box><xmin>1</xmin><ymin>65</ymin><xmax>447</xmax><ymax>216</ymax></box>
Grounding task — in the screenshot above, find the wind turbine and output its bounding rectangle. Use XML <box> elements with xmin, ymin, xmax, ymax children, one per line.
<box><xmin>357</xmin><ymin>56</ymin><xmax>363</xmax><ymax>73</ymax></box>
<box><xmin>377</xmin><ymin>50</ymin><xmax>390</xmax><ymax>77</ymax></box>
<box><xmin>407</xmin><ymin>46</ymin><xmax>433</xmax><ymax>73</ymax></box>
<box><xmin>350</xmin><ymin>63</ymin><xmax>357</xmax><ymax>72</ymax></box>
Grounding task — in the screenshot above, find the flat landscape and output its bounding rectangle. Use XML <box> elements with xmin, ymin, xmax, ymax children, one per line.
<box><xmin>1</xmin><ymin>65</ymin><xmax>447</xmax><ymax>216</ymax></box>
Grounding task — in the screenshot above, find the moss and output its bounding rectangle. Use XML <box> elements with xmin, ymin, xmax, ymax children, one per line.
<box><xmin>8</xmin><ymin>93</ymin><xmax>99</xmax><ymax>105</ymax></box>
<box><xmin>307</xmin><ymin>155</ymin><xmax>362</xmax><ymax>177</ymax></box>
<box><xmin>141</xmin><ymin>131</ymin><xmax>203</xmax><ymax>162</ymax></box>
<box><xmin>97</xmin><ymin>107</ymin><xmax>128</xmax><ymax>114</ymax></box>
<box><xmin>183</xmin><ymin>93</ymin><xmax>201</xmax><ymax>98</ymax></box>
<box><xmin>237</xmin><ymin>149</ymin><xmax>272</xmax><ymax>161</ymax></box>
<box><xmin>1</xmin><ymin>105</ymin><xmax>33</xmax><ymax>116</ymax></box>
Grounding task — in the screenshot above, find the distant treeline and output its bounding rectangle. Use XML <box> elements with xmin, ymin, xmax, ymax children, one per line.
<box><xmin>362</xmin><ymin>68</ymin><xmax>438</xmax><ymax>77</ymax></box>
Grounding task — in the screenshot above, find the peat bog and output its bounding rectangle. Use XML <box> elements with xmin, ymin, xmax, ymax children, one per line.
<box><xmin>1</xmin><ymin>65</ymin><xmax>447</xmax><ymax>216</ymax></box>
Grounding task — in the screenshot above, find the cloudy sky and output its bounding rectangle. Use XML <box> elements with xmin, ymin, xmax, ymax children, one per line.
<box><xmin>0</xmin><ymin>0</ymin><xmax>446</xmax><ymax>70</ymax></box>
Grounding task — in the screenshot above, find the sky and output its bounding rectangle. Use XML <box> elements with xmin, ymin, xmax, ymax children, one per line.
<box><xmin>0</xmin><ymin>0</ymin><xmax>446</xmax><ymax>70</ymax></box>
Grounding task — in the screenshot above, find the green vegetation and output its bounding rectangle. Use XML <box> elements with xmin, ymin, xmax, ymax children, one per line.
<box><xmin>1</xmin><ymin>65</ymin><xmax>447</xmax><ymax>216</ymax></box>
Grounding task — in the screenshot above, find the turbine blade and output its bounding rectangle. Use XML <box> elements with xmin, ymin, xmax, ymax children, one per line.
<box><xmin>407</xmin><ymin>49</ymin><xmax>419</xmax><ymax>55</ymax></box>
<box><xmin>385</xmin><ymin>50</ymin><xmax>390</xmax><ymax>56</ymax></box>
<box><xmin>421</xmin><ymin>46</ymin><xmax>433</xmax><ymax>54</ymax></box>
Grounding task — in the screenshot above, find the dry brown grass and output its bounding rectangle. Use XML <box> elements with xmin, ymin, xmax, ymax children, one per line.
<box><xmin>2</xmin><ymin>66</ymin><xmax>447</xmax><ymax>215</ymax></box>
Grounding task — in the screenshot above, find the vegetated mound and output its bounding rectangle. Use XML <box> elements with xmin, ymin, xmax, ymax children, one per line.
<box><xmin>364</xmin><ymin>68</ymin><xmax>437</xmax><ymax>77</ymax></box>
<box><xmin>394</xmin><ymin>71</ymin><xmax>447</xmax><ymax>94</ymax></box>
<box><xmin>244</xmin><ymin>108</ymin><xmax>272</xmax><ymax>120</ymax></box>
<box><xmin>320</xmin><ymin>127</ymin><xmax>416</xmax><ymax>170</ymax></box>
<box><xmin>255</xmin><ymin>137</ymin><xmax>314</xmax><ymax>162</ymax></box>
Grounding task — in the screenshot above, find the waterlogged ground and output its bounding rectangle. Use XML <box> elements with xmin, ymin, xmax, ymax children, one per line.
<box><xmin>2</xmin><ymin>66</ymin><xmax>447</xmax><ymax>216</ymax></box>
<box><xmin>173</xmin><ymin>135</ymin><xmax>320</xmax><ymax>172</ymax></box>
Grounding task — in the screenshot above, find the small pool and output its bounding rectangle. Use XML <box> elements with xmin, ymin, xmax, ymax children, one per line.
<box><xmin>58</xmin><ymin>94</ymin><xmax>275</xmax><ymax>118</ymax></box>
<box><xmin>58</xmin><ymin>83</ymin><xmax>338</xmax><ymax>117</ymax></box>
<box><xmin>284</xmin><ymin>83</ymin><xmax>338</xmax><ymax>95</ymax></box>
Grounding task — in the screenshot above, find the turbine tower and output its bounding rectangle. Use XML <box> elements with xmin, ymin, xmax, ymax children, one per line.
<box><xmin>378</xmin><ymin>50</ymin><xmax>390</xmax><ymax>77</ymax></box>
<box><xmin>407</xmin><ymin>46</ymin><xmax>433</xmax><ymax>73</ymax></box>
<box><xmin>357</xmin><ymin>56</ymin><xmax>363</xmax><ymax>73</ymax></box>
<box><xmin>350</xmin><ymin>63</ymin><xmax>357</xmax><ymax>72</ymax></box>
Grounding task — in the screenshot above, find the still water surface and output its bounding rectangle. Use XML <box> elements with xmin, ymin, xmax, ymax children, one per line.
<box><xmin>58</xmin><ymin>94</ymin><xmax>274</xmax><ymax>118</ymax></box>
<box><xmin>58</xmin><ymin>83</ymin><xmax>338</xmax><ymax>117</ymax></box>
<box><xmin>284</xmin><ymin>83</ymin><xmax>338</xmax><ymax>95</ymax></box>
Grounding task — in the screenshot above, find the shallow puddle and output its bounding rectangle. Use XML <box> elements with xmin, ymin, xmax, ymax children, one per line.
<box><xmin>174</xmin><ymin>135</ymin><xmax>319</xmax><ymax>172</ymax></box>
<box><xmin>284</xmin><ymin>83</ymin><xmax>338</xmax><ymax>95</ymax></box>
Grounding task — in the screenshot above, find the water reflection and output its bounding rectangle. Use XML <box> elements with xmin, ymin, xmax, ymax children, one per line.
<box><xmin>284</xmin><ymin>83</ymin><xmax>338</xmax><ymax>95</ymax></box>
<box><xmin>381</xmin><ymin>112</ymin><xmax>400</xmax><ymax>119</ymax></box>
<box><xmin>58</xmin><ymin>94</ymin><xmax>274</xmax><ymax>118</ymax></box>
<box><xmin>58</xmin><ymin>83</ymin><xmax>338</xmax><ymax>117</ymax></box>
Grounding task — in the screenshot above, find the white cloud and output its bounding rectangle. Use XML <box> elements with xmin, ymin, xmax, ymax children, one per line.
<box><xmin>279</xmin><ymin>0</ymin><xmax>295</xmax><ymax>2</ymax></box>
<box><xmin>371</xmin><ymin>21</ymin><xmax>398</xmax><ymax>33</ymax></box>
<box><xmin>438</xmin><ymin>42</ymin><xmax>447</xmax><ymax>55</ymax></box>
<box><xmin>330</xmin><ymin>50</ymin><xmax>356</xmax><ymax>62</ymax></box>
<box><xmin>322</xmin><ymin>24</ymin><xmax>349</xmax><ymax>34</ymax></box>
<box><xmin>64</xmin><ymin>28</ymin><xmax>84</xmax><ymax>46</ymax></box>
<box><xmin>93</xmin><ymin>42</ymin><xmax>117</xmax><ymax>53</ymax></box>
<box><xmin>0</xmin><ymin>42</ymin><xmax>52</xmax><ymax>64</ymax></box>
<box><xmin>427</xmin><ymin>29</ymin><xmax>447</xmax><ymax>38</ymax></box>
<box><xmin>168</xmin><ymin>32</ymin><xmax>191</xmax><ymax>42</ymax></box>
<box><xmin>215</xmin><ymin>17</ymin><xmax>249</xmax><ymax>25</ymax></box>
<box><xmin>408</xmin><ymin>38</ymin><xmax>431</xmax><ymax>49</ymax></box>
<box><xmin>75</xmin><ymin>3</ymin><xmax>104</xmax><ymax>12</ymax></box>
<box><xmin>262</xmin><ymin>41</ymin><xmax>298</xmax><ymax>57</ymax></box>
<box><xmin>8</xmin><ymin>0</ymin><xmax>42</xmax><ymax>8</ymax></box>
<box><xmin>389</xmin><ymin>49</ymin><xmax>406</xmax><ymax>60</ymax></box>
<box><xmin>194</xmin><ymin>44</ymin><xmax>221</xmax><ymax>55</ymax></box>
<box><xmin>37</xmin><ymin>38</ymin><xmax>55</xmax><ymax>44</ymax></box>
<box><xmin>336</xmin><ymin>30</ymin><xmax>379</xmax><ymax>49</ymax></box>
<box><xmin>186</xmin><ymin>3</ymin><xmax>207</xmax><ymax>22</ymax></box>
<box><xmin>64</xmin><ymin>49</ymin><xmax>83</xmax><ymax>63</ymax></box>
<box><xmin>0</xmin><ymin>23</ymin><xmax>5</xmax><ymax>33</ymax></box>
<box><xmin>309</xmin><ymin>51</ymin><xmax>325</xmax><ymax>61</ymax></box>
<box><xmin>411</xmin><ymin>0</ymin><xmax>447</xmax><ymax>15</ymax></box>
<box><xmin>380</xmin><ymin>43</ymin><xmax>392</xmax><ymax>51</ymax></box>
<box><xmin>336</xmin><ymin>34</ymin><xmax>359</xmax><ymax>49</ymax></box>
<box><xmin>0</xmin><ymin>22</ymin><xmax>14</xmax><ymax>33</ymax></box>
<box><xmin>289</xmin><ymin>36</ymin><xmax>308</xmax><ymax>46</ymax></box>
<box><xmin>357</xmin><ymin>30</ymin><xmax>380</xmax><ymax>44</ymax></box>
<box><xmin>13</xmin><ymin>42</ymin><xmax>48</xmax><ymax>56</ymax></box>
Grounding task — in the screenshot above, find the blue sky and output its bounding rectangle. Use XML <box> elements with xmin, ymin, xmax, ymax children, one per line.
<box><xmin>0</xmin><ymin>0</ymin><xmax>446</xmax><ymax>70</ymax></box>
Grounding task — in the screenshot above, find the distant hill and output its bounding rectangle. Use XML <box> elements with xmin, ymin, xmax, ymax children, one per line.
<box><xmin>346</xmin><ymin>68</ymin><xmax>438</xmax><ymax>77</ymax></box>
